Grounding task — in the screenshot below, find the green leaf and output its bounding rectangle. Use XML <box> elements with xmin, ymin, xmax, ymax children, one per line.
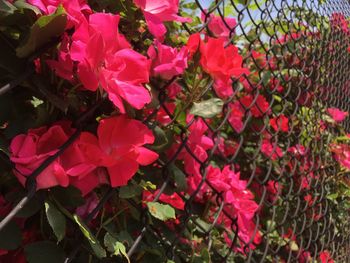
<box><xmin>24</xmin><ymin>241</ymin><xmax>65</xmax><ymax>263</ymax></box>
<box><xmin>104</xmin><ymin>232</ymin><xmax>131</xmax><ymax>263</ymax></box>
<box><xmin>16</xmin><ymin>5</ymin><xmax>67</xmax><ymax>57</ymax></box>
<box><xmin>0</xmin><ymin>1</ymin><xmax>17</xmax><ymax>16</ymax></box>
<box><xmin>119</xmin><ymin>185</ymin><xmax>142</xmax><ymax>199</ymax></box>
<box><xmin>51</xmin><ymin>186</ymin><xmax>84</xmax><ymax>208</ymax></box>
<box><xmin>147</xmin><ymin>202</ymin><xmax>176</xmax><ymax>221</ymax></box>
<box><xmin>13</xmin><ymin>0</ymin><xmax>41</xmax><ymax>15</ymax></box>
<box><xmin>73</xmin><ymin>214</ymin><xmax>106</xmax><ymax>259</ymax></box>
<box><xmin>149</xmin><ymin>126</ymin><xmax>169</xmax><ymax>151</ymax></box>
<box><xmin>190</xmin><ymin>98</ymin><xmax>224</xmax><ymax>118</ymax></box>
<box><xmin>169</xmin><ymin>164</ymin><xmax>187</xmax><ymax>191</ymax></box>
<box><xmin>45</xmin><ymin>201</ymin><xmax>66</xmax><ymax>242</ymax></box>
<box><xmin>0</xmin><ymin>221</ymin><xmax>21</xmax><ymax>250</ymax></box>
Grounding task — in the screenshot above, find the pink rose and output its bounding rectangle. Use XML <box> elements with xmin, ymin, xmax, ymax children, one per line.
<box><xmin>79</xmin><ymin>115</ymin><xmax>159</xmax><ymax>187</ymax></box>
<box><xmin>69</xmin><ymin>13</ymin><xmax>151</xmax><ymax>113</ymax></box>
<box><xmin>327</xmin><ymin>107</ymin><xmax>348</xmax><ymax>122</ymax></box>
<box><xmin>9</xmin><ymin>122</ymin><xmax>98</xmax><ymax>192</ymax></box>
<box><xmin>201</xmin><ymin>11</ymin><xmax>237</xmax><ymax>40</ymax></box>
<box><xmin>148</xmin><ymin>40</ymin><xmax>188</xmax><ymax>80</ymax></box>
<box><xmin>134</xmin><ymin>0</ymin><xmax>191</xmax><ymax>41</ymax></box>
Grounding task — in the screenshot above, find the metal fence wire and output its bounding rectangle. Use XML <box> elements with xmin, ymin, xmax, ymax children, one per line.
<box><xmin>1</xmin><ymin>0</ymin><xmax>350</xmax><ymax>262</ymax></box>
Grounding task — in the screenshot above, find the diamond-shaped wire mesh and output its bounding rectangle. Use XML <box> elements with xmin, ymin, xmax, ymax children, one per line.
<box><xmin>0</xmin><ymin>0</ymin><xmax>350</xmax><ymax>262</ymax></box>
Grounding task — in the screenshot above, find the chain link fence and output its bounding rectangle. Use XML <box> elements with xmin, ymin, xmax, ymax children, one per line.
<box><xmin>1</xmin><ymin>0</ymin><xmax>350</xmax><ymax>262</ymax></box>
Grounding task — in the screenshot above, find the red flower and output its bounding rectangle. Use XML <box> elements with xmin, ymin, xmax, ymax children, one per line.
<box><xmin>199</xmin><ymin>37</ymin><xmax>250</xmax><ymax>98</ymax></box>
<box><xmin>240</xmin><ymin>94</ymin><xmax>270</xmax><ymax>117</ymax></box>
<box><xmin>319</xmin><ymin>250</ymin><xmax>334</xmax><ymax>263</ymax></box>
<box><xmin>79</xmin><ymin>115</ymin><xmax>158</xmax><ymax>187</ymax></box>
<box><xmin>261</xmin><ymin>139</ymin><xmax>283</xmax><ymax>160</ymax></box>
<box><xmin>143</xmin><ymin>190</ymin><xmax>184</xmax><ymax>210</ymax></box>
<box><xmin>228</xmin><ymin>101</ymin><xmax>244</xmax><ymax>133</ymax></box>
<box><xmin>269</xmin><ymin>114</ymin><xmax>289</xmax><ymax>132</ymax></box>
<box><xmin>186</xmin><ymin>33</ymin><xmax>201</xmax><ymax>57</ymax></box>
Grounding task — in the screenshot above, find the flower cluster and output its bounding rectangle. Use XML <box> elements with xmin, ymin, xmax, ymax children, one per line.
<box><xmin>1</xmin><ymin>0</ymin><xmax>348</xmax><ymax>261</ymax></box>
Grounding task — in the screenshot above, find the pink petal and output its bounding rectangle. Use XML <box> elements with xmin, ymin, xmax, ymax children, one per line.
<box><xmin>144</xmin><ymin>12</ymin><xmax>167</xmax><ymax>41</ymax></box>
<box><xmin>136</xmin><ymin>147</ymin><xmax>159</xmax><ymax>165</ymax></box>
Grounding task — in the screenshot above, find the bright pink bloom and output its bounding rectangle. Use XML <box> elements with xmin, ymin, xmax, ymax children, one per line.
<box><xmin>228</xmin><ymin>101</ymin><xmax>244</xmax><ymax>133</ymax></box>
<box><xmin>133</xmin><ymin>0</ymin><xmax>191</xmax><ymax>41</ymax></box>
<box><xmin>201</xmin><ymin>11</ymin><xmax>236</xmax><ymax>40</ymax></box>
<box><xmin>174</xmin><ymin>117</ymin><xmax>213</xmax><ymax>179</ymax></box>
<box><xmin>269</xmin><ymin>114</ymin><xmax>289</xmax><ymax>132</ymax></box>
<box><xmin>240</xmin><ymin>94</ymin><xmax>270</xmax><ymax>117</ymax></box>
<box><xmin>70</xmin><ymin>13</ymin><xmax>151</xmax><ymax>113</ymax></box>
<box><xmin>9</xmin><ymin>122</ymin><xmax>98</xmax><ymax>192</ymax></box>
<box><xmin>27</xmin><ymin>0</ymin><xmax>91</xmax><ymax>28</ymax></box>
<box><xmin>327</xmin><ymin>107</ymin><xmax>348</xmax><ymax>122</ymax></box>
<box><xmin>196</xmin><ymin>166</ymin><xmax>261</xmax><ymax>251</ymax></box>
<box><xmin>143</xmin><ymin>190</ymin><xmax>184</xmax><ymax>210</ymax></box>
<box><xmin>288</xmin><ymin>144</ymin><xmax>307</xmax><ymax>156</ymax></box>
<box><xmin>330</xmin><ymin>143</ymin><xmax>350</xmax><ymax>170</ymax></box>
<box><xmin>200</xmin><ymin>37</ymin><xmax>250</xmax><ymax>98</ymax></box>
<box><xmin>79</xmin><ymin>115</ymin><xmax>158</xmax><ymax>187</ymax></box>
<box><xmin>319</xmin><ymin>250</ymin><xmax>334</xmax><ymax>263</ymax></box>
<box><xmin>261</xmin><ymin>139</ymin><xmax>283</xmax><ymax>160</ymax></box>
<box><xmin>47</xmin><ymin>34</ymin><xmax>74</xmax><ymax>81</ymax></box>
<box><xmin>148</xmin><ymin>40</ymin><xmax>188</xmax><ymax>80</ymax></box>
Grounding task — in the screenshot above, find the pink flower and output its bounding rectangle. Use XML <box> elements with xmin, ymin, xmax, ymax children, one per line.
<box><xmin>148</xmin><ymin>40</ymin><xmax>188</xmax><ymax>80</ymax></box>
<box><xmin>319</xmin><ymin>250</ymin><xmax>334</xmax><ymax>263</ymax></box>
<box><xmin>200</xmin><ymin>37</ymin><xmax>250</xmax><ymax>98</ymax></box>
<box><xmin>327</xmin><ymin>107</ymin><xmax>348</xmax><ymax>122</ymax></box>
<box><xmin>201</xmin><ymin>11</ymin><xmax>236</xmax><ymax>40</ymax></box>
<box><xmin>133</xmin><ymin>0</ymin><xmax>191</xmax><ymax>41</ymax></box>
<box><xmin>200</xmin><ymin>166</ymin><xmax>260</xmax><ymax>251</ymax></box>
<box><xmin>46</xmin><ymin>34</ymin><xmax>74</xmax><ymax>81</ymax></box>
<box><xmin>70</xmin><ymin>13</ymin><xmax>151</xmax><ymax>113</ymax></box>
<box><xmin>9</xmin><ymin>122</ymin><xmax>98</xmax><ymax>192</ymax></box>
<box><xmin>79</xmin><ymin>115</ymin><xmax>158</xmax><ymax>187</ymax></box>
<box><xmin>261</xmin><ymin>139</ymin><xmax>283</xmax><ymax>160</ymax></box>
<box><xmin>174</xmin><ymin>117</ymin><xmax>213</xmax><ymax>180</ymax></box>
<box><xmin>27</xmin><ymin>0</ymin><xmax>91</xmax><ymax>28</ymax></box>
<box><xmin>330</xmin><ymin>143</ymin><xmax>350</xmax><ymax>170</ymax></box>
<box><xmin>269</xmin><ymin>114</ymin><xmax>289</xmax><ymax>132</ymax></box>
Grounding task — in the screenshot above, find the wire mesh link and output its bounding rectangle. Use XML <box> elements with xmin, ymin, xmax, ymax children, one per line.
<box><xmin>0</xmin><ymin>0</ymin><xmax>350</xmax><ymax>262</ymax></box>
